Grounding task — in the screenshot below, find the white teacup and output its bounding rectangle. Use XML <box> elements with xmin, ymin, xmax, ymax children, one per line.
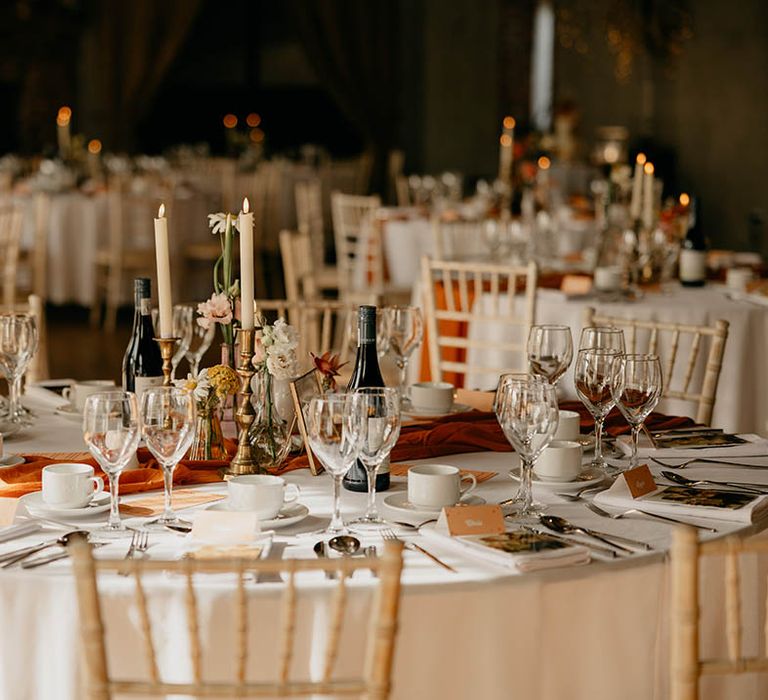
<box><xmin>593</xmin><ymin>266</ymin><xmax>622</xmax><ymax>292</ymax></box>
<box><xmin>63</xmin><ymin>380</ymin><xmax>115</xmax><ymax>411</ymax></box>
<box><xmin>533</xmin><ymin>441</ymin><xmax>583</xmax><ymax>482</ymax></box>
<box><xmin>407</xmin><ymin>464</ymin><xmax>476</xmax><ymax>509</ymax></box>
<box><xmin>408</xmin><ymin>381</ymin><xmax>455</xmax><ymax>413</ymax></box>
<box><xmin>42</xmin><ymin>463</ymin><xmax>104</xmax><ymax>509</ymax></box>
<box><xmin>227</xmin><ymin>475</ymin><xmax>300</xmax><ymax>519</ymax></box>
<box><xmin>554</xmin><ymin>410</ymin><xmax>581</xmax><ymax>441</ymax></box>
<box><xmin>726</xmin><ymin>267</ymin><xmax>753</xmax><ymax>293</ymax></box>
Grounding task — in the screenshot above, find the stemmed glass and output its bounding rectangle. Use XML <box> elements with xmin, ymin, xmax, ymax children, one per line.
<box><xmin>140</xmin><ymin>387</ymin><xmax>196</xmax><ymax>528</ymax></box>
<box><xmin>574</xmin><ymin>348</ymin><xmax>623</xmax><ymax>473</ymax></box>
<box><xmin>384</xmin><ymin>306</ymin><xmax>423</xmax><ymax>407</ymax></box>
<box><xmin>0</xmin><ymin>313</ymin><xmax>38</xmax><ymax>427</ymax></box>
<box><xmin>185</xmin><ymin>313</ymin><xmax>215</xmax><ymax>378</ymax></box>
<box><xmin>349</xmin><ymin>387</ymin><xmax>401</xmax><ymax>528</ymax></box>
<box><xmin>579</xmin><ymin>326</ymin><xmax>626</xmax><ymax>353</ymax></box>
<box><xmin>305</xmin><ymin>393</ymin><xmax>364</xmax><ymax>534</ymax></box>
<box><xmin>82</xmin><ymin>391</ymin><xmax>141</xmax><ymax>537</ymax></box>
<box><xmin>496</xmin><ymin>375</ymin><xmax>559</xmax><ymax>520</ymax></box>
<box><xmin>611</xmin><ymin>354</ymin><xmax>663</xmax><ymax>469</ymax></box>
<box><xmin>153</xmin><ymin>305</ymin><xmax>195</xmax><ymax>379</ymax></box>
<box><xmin>527</xmin><ymin>324</ymin><xmax>573</xmax><ymax>385</ymax></box>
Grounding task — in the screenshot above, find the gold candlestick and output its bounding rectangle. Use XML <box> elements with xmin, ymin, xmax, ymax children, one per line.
<box><xmin>154</xmin><ymin>337</ymin><xmax>180</xmax><ymax>387</ymax></box>
<box><xmin>226</xmin><ymin>327</ymin><xmax>261</xmax><ymax>476</ymax></box>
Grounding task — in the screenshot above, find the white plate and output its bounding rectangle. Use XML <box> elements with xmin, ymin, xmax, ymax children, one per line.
<box><xmin>0</xmin><ymin>454</ymin><xmax>24</xmax><ymax>468</ymax></box>
<box><xmin>206</xmin><ymin>501</ymin><xmax>310</xmax><ymax>529</ymax></box>
<box><xmin>509</xmin><ymin>466</ymin><xmax>605</xmax><ymax>491</ymax></box>
<box><xmin>382</xmin><ymin>491</ymin><xmax>485</xmax><ymax>517</ymax></box>
<box><xmin>55</xmin><ymin>403</ymin><xmax>82</xmax><ymax>420</ymax></box>
<box><xmin>402</xmin><ymin>403</ymin><xmax>473</xmax><ymax>420</ymax></box>
<box><xmin>21</xmin><ymin>491</ymin><xmax>112</xmax><ymax>518</ymax></box>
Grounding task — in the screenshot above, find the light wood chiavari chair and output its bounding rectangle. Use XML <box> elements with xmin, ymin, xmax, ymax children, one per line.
<box><xmin>431</xmin><ymin>217</ymin><xmax>487</xmax><ymax>260</ymax></box>
<box><xmin>671</xmin><ymin>526</ymin><xmax>768</xmax><ymax>700</ymax></box>
<box><xmin>421</xmin><ymin>256</ymin><xmax>538</xmax><ymax>387</ymax></box>
<box><xmin>16</xmin><ymin>191</ymin><xmax>50</xmax><ymax>301</ymax></box>
<box><xmin>0</xmin><ymin>204</ymin><xmax>23</xmax><ymax>308</ymax></box>
<box><xmin>294</xmin><ymin>180</ymin><xmax>338</xmax><ymax>292</ymax></box>
<box><xmin>70</xmin><ymin>538</ymin><xmax>404</xmax><ymax>700</ymax></box>
<box><xmin>582</xmin><ymin>307</ymin><xmax>729</xmax><ymax>425</ymax></box>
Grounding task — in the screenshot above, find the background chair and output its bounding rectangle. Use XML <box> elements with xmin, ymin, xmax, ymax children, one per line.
<box><xmin>421</xmin><ymin>256</ymin><xmax>538</xmax><ymax>388</ymax></box>
<box><xmin>294</xmin><ymin>179</ymin><xmax>337</xmax><ymax>293</ymax></box>
<box><xmin>671</xmin><ymin>526</ymin><xmax>768</xmax><ymax>700</ymax></box>
<box><xmin>582</xmin><ymin>308</ymin><xmax>729</xmax><ymax>425</ymax></box>
<box><xmin>0</xmin><ymin>203</ymin><xmax>23</xmax><ymax>308</ymax></box>
<box><xmin>70</xmin><ymin>538</ymin><xmax>404</xmax><ymax>700</ymax></box>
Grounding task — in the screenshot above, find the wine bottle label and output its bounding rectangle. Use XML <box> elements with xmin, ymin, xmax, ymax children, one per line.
<box><xmin>140</xmin><ymin>298</ymin><xmax>152</xmax><ymax>316</ymax></box>
<box><xmin>679</xmin><ymin>250</ymin><xmax>707</xmax><ymax>282</ymax></box>
<box><xmin>134</xmin><ymin>375</ymin><xmax>163</xmax><ymax>401</ymax></box>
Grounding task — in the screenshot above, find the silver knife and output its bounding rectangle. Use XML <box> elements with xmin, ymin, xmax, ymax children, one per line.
<box><xmin>21</xmin><ymin>543</ymin><xmax>106</xmax><ymax>569</ymax></box>
<box><xmin>256</xmin><ymin>541</ymin><xmax>285</xmax><ymax>583</ymax></box>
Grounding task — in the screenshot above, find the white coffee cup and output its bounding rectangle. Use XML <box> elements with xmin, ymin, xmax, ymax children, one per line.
<box><xmin>63</xmin><ymin>380</ymin><xmax>115</xmax><ymax>411</ymax></box>
<box><xmin>407</xmin><ymin>464</ymin><xmax>476</xmax><ymax>509</ymax></box>
<box><xmin>554</xmin><ymin>410</ymin><xmax>581</xmax><ymax>441</ymax></box>
<box><xmin>593</xmin><ymin>266</ymin><xmax>622</xmax><ymax>292</ymax></box>
<box><xmin>42</xmin><ymin>463</ymin><xmax>104</xmax><ymax>509</ymax></box>
<box><xmin>533</xmin><ymin>441</ymin><xmax>583</xmax><ymax>482</ymax></box>
<box><xmin>726</xmin><ymin>267</ymin><xmax>753</xmax><ymax>293</ymax></box>
<box><xmin>227</xmin><ymin>475</ymin><xmax>300</xmax><ymax>519</ymax></box>
<box><xmin>408</xmin><ymin>381</ymin><xmax>455</xmax><ymax>413</ymax></box>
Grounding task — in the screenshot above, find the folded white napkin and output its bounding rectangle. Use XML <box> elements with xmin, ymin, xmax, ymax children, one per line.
<box><xmin>594</xmin><ymin>474</ymin><xmax>768</xmax><ymax>524</ymax></box>
<box><xmin>0</xmin><ymin>522</ymin><xmax>41</xmax><ymax>544</ymax></box>
<box><xmin>421</xmin><ymin>527</ymin><xmax>590</xmax><ymax>572</ymax></box>
<box><xmin>616</xmin><ymin>433</ymin><xmax>768</xmax><ymax>459</ymax></box>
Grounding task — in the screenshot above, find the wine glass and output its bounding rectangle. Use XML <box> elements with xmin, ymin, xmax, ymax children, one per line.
<box><xmin>82</xmin><ymin>391</ymin><xmax>141</xmax><ymax>537</ymax></box>
<box><xmin>495</xmin><ymin>374</ymin><xmax>559</xmax><ymax>520</ymax></box>
<box><xmin>140</xmin><ymin>386</ymin><xmax>196</xmax><ymax>528</ymax></box>
<box><xmin>305</xmin><ymin>393</ymin><xmax>364</xmax><ymax>534</ymax></box>
<box><xmin>152</xmin><ymin>304</ymin><xmax>194</xmax><ymax>379</ymax></box>
<box><xmin>384</xmin><ymin>306</ymin><xmax>424</xmax><ymax>406</ymax></box>
<box><xmin>574</xmin><ymin>348</ymin><xmax>623</xmax><ymax>473</ymax></box>
<box><xmin>185</xmin><ymin>314</ymin><xmax>215</xmax><ymax>378</ymax></box>
<box><xmin>579</xmin><ymin>326</ymin><xmax>626</xmax><ymax>353</ymax></box>
<box><xmin>0</xmin><ymin>313</ymin><xmax>38</xmax><ymax>427</ymax></box>
<box><xmin>349</xmin><ymin>387</ymin><xmax>401</xmax><ymax>528</ymax></box>
<box><xmin>527</xmin><ymin>324</ymin><xmax>573</xmax><ymax>385</ymax></box>
<box><xmin>612</xmin><ymin>354</ymin><xmax>663</xmax><ymax>469</ymax></box>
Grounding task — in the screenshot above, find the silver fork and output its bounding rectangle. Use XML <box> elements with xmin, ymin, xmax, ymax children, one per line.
<box><xmin>585</xmin><ymin>502</ymin><xmax>717</xmax><ymax>532</ymax></box>
<box><xmin>650</xmin><ymin>456</ymin><xmax>768</xmax><ymax>470</ymax></box>
<box><xmin>124</xmin><ymin>530</ymin><xmax>149</xmax><ymax>560</ymax></box>
<box><xmin>381</xmin><ymin>529</ymin><xmax>456</xmax><ymax>573</ymax></box>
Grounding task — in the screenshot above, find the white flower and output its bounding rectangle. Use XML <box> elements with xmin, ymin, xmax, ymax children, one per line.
<box><xmin>173</xmin><ymin>370</ymin><xmax>211</xmax><ymax>405</ymax></box>
<box><xmin>207</xmin><ymin>212</ymin><xmax>240</xmax><ymax>235</ymax></box>
<box><xmin>266</xmin><ymin>349</ymin><xmax>298</xmax><ymax>379</ymax></box>
<box><xmin>262</xmin><ymin>318</ymin><xmax>298</xmax><ymax>350</ymax></box>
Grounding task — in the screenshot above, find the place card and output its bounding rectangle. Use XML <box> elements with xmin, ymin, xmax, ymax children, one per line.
<box><xmin>190</xmin><ymin>510</ymin><xmax>261</xmax><ymax>545</ymax></box>
<box><xmin>120</xmin><ymin>489</ymin><xmax>225</xmax><ymax>517</ymax></box>
<box><xmin>438</xmin><ymin>504</ymin><xmax>505</xmax><ymax>536</ymax></box>
<box><xmin>390</xmin><ymin>464</ymin><xmax>497</xmax><ymax>483</ymax></box>
<box><xmin>622</xmin><ymin>464</ymin><xmax>656</xmax><ymax>499</ymax></box>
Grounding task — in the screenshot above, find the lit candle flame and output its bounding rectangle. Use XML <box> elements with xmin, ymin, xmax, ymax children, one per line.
<box><xmin>503</xmin><ymin>116</ymin><xmax>516</xmax><ymax>130</ymax></box>
<box><xmin>87</xmin><ymin>139</ymin><xmax>102</xmax><ymax>154</ymax></box>
<box><xmin>636</xmin><ymin>152</ymin><xmax>646</xmax><ymax>165</ymax></box>
<box><xmin>679</xmin><ymin>193</ymin><xmax>690</xmax><ymax>207</ymax></box>
<box><xmin>158</xmin><ymin>204</ymin><xmax>165</xmax><ymax>218</ymax></box>
<box><xmin>243</xmin><ymin>197</ymin><xmax>250</xmax><ymax>214</ymax></box>
<box><xmin>246</xmin><ymin>112</ymin><xmax>261</xmax><ymax>128</ymax></box>
<box><xmin>537</xmin><ymin>156</ymin><xmax>551</xmax><ymax>170</ymax></box>
<box><xmin>643</xmin><ymin>162</ymin><xmax>654</xmax><ymax>175</ymax></box>
<box><xmin>223</xmin><ymin>113</ymin><xmax>238</xmax><ymax>129</ymax></box>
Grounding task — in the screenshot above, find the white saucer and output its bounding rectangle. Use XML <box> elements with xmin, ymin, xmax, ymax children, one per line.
<box><xmin>509</xmin><ymin>466</ymin><xmax>605</xmax><ymax>491</ymax></box>
<box><xmin>402</xmin><ymin>403</ymin><xmax>473</xmax><ymax>420</ymax></box>
<box><xmin>382</xmin><ymin>491</ymin><xmax>485</xmax><ymax>517</ymax></box>
<box><xmin>55</xmin><ymin>403</ymin><xmax>82</xmax><ymax>420</ymax></box>
<box><xmin>206</xmin><ymin>501</ymin><xmax>310</xmax><ymax>529</ymax></box>
<box><xmin>21</xmin><ymin>491</ymin><xmax>111</xmax><ymax>518</ymax></box>
<box><xmin>0</xmin><ymin>454</ymin><xmax>24</xmax><ymax>468</ymax></box>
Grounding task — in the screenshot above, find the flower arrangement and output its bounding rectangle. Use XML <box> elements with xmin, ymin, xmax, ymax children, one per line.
<box><xmin>311</xmin><ymin>351</ymin><xmax>348</xmax><ymax>392</ymax></box>
<box><xmin>259</xmin><ymin>318</ymin><xmax>300</xmax><ymax>379</ymax></box>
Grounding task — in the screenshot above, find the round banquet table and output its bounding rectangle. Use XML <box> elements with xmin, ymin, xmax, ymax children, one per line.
<box><xmin>1</xmin><ymin>388</ymin><xmax>767</xmax><ymax>700</ymax></box>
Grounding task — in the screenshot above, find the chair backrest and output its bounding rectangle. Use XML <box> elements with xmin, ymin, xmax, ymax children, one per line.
<box><xmin>0</xmin><ymin>204</ymin><xmax>23</xmax><ymax>307</ymax></box>
<box><xmin>254</xmin><ymin>298</ymin><xmax>358</xmax><ymax>366</ymax></box>
<box><xmin>421</xmin><ymin>256</ymin><xmax>538</xmax><ymax>388</ymax></box>
<box><xmin>70</xmin><ymin>538</ymin><xmax>404</xmax><ymax>700</ymax></box>
<box><xmin>670</xmin><ymin>526</ymin><xmax>768</xmax><ymax>700</ymax></box>
<box><xmin>279</xmin><ymin>229</ymin><xmax>320</xmax><ymax>304</ymax></box>
<box><xmin>295</xmin><ymin>179</ymin><xmax>326</xmax><ymax>265</ymax></box>
<box><xmin>582</xmin><ymin>307</ymin><xmax>729</xmax><ymax>425</ymax></box>
<box><xmin>30</xmin><ymin>192</ymin><xmax>50</xmax><ymax>300</ymax></box>
<box><xmin>330</xmin><ymin>192</ymin><xmax>383</xmax><ymax>295</ymax></box>
<box><xmin>430</xmin><ymin>217</ymin><xmax>488</xmax><ymax>260</ymax></box>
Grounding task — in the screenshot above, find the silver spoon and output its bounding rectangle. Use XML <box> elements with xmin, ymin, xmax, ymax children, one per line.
<box><xmin>391</xmin><ymin>518</ymin><xmax>438</xmax><ymax>530</ymax></box>
<box><xmin>1</xmin><ymin>530</ymin><xmax>88</xmax><ymax>568</ymax></box>
<box><xmin>662</xmin><ymin>470</ymin><xmax>768</xmax><ymax>495</ymax></box>
<box><xmin>313</xmin><ymin>540</ymin><xmax>334</xmax><ymax>580</ymax></box>
<box><xmin>328</xmin><ymin>535</ymin><xmax>361</xmax><ymax>556</ymax></box>
<box><xmin>539</xmin><ymin>515</ymin><xmax>638</xmax><ymax>553</ymax></box>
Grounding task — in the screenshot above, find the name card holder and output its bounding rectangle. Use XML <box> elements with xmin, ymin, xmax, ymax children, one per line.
<box><xmin>437</xmin><ymin>504</ymin><xmax>506</xmax><ymax>536</ymax></box>
<box><xmin>622</xmin><ymin>464</ymin><xmax>656</xmax><ymax>499</ymax></box>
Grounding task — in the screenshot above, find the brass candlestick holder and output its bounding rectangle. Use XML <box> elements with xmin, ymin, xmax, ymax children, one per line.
<box><xmin>154</xmin><ymin>337</ymin><xmax>180</xmax><ymax>386</ymax></box>
<box><xmin>225</xmin><ymin>326</ymin><xmax>261</xmax><ymax>476</ymax></box>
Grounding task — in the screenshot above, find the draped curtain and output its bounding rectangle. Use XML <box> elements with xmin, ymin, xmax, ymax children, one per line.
<box><xmin>287</xmin><ymin>0</ymin><xmax>402</xmax><ymax>193</ymax></box>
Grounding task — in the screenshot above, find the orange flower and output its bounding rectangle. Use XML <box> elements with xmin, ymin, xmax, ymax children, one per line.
<box><xmin>311</xmin><ymin>351</ymin><xmax>348</xmax><ymax>391</ymax></box>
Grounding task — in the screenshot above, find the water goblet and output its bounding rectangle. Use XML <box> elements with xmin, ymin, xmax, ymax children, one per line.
<box><xmin>384</xmin><ymin>306</ymin><xmax>424</xmax><ymax>407</ymax></box>
<box><xmin>527</xmin><ymin>324</ymin><xmax>573</xmax><ymax>385</ymax></box>
<box><xmin>0</xmin><ymin>313</ymin><xmax>38</xmax><ymax>427</ymax></box>
<box><xmin>574</xmin><ymin>348</ymin><xmax>623</xmax><ymax>473</ymax></box>
<box><xmin>185</xmin><ymin>313</ymin><xmax>216</xmax><ymax>378</ymax></box>
<box><xmin>140</xmin><ymin>386</ymin><xmax>196</xmax><ymax>528</ymax></box>
<box><xmin>305</xmin><ymin>393</ymin><xmax>364</xmax><ymax>534</ymax></box>
<box><xmin>579</xmin><ymin>326</ymin><xmax>626</xmax><ymax>353</ymax></box>
<box><xmin>349</xmin><ymin>387</ymin><xmax>401</xmax><ymax>528</ymax></box>
<box><xmin>82</xmin><ymin>391</ymin><xmax>141</xmax><ymax>538</ymax></box>
<box><xmin>495</xmin><ymin>375</ymin><xmax>559</xmax><ymax>520</ymax></box>
<box><xmin>152</xmin><ymin>304</ymin><xmax>194</xmax><ymax>379</ymax></box>
<box><xmin>611</xmin><ymin>353</ymin><xmax>663</xmax><ymax>469</ymax></box>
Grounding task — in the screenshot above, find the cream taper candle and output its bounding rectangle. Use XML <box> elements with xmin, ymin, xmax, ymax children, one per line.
<box><xmin>239</xmin><ymin>197</ymin><xmax>255</xmax><ymax>330</ymax></box>
<box><xmin>642</xmin><ymin>162</ymin><xmax>655</xmax><ymax>230</ymax></box>
<box><xmin>153</xmin><ymin>203</ymin><xmax>173</xmax><ymax>337</ymax></box>
<box><xmin>629</xmin><ymin>152</ymin><xmax>646</xmax><ymax>221</ymax></box>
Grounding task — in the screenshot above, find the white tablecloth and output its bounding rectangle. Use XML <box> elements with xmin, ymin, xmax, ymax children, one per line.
<box><xmin>1</xmin><ymin>389</ymin><xmax>768</xmax><ymax>699</ymax></box>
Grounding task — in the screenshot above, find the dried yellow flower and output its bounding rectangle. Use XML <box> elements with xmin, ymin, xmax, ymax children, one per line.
<box><xmin>207</xmin><ymin>364</ymin><xmax>239</xmax><ymax>398</ymax></box>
